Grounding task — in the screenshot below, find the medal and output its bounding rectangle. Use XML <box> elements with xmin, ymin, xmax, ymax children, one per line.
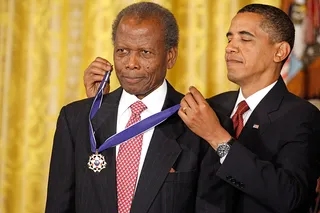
<box><xmin>88</xmin><ymin>151</ymin><xmax>107</xmax><ymax>172</ymax></box>
<box><xmin>87</xmin><ymin>71</ymin><xmax>180</xmax><ymax>172</ymax></box>
<box><xmin>87</xmin><ymin>71</ymin><xmax>111</xmax><ymax>172</ymax></box>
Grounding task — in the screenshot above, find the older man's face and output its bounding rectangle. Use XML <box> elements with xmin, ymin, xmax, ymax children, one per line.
<box><xmin>113</xmin><ymin>15</ymin><xmax>176</xmax><ymax>99</ymax></box>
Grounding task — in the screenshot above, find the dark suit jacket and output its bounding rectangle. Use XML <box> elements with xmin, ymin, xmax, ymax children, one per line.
<box><xmin>45</xmin><ymin>82</ymin><xmax>232</xmax><ymax>213</ymax></box>
<box><xmin>208</xmin><ymin>77</ymin><xmax>320</xmax><ymax>213</ymax></box>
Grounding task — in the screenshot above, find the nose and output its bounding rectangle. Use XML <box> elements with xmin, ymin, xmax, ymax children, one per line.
<box><xmin>126</xmin><ymin>52</ymin><xmax>140</xmax><ymax>70</ymax></box>
<box><xmin>225</xmin><ymin>40</ymin><xmax>239</xmax><ymax>53</ymax></box>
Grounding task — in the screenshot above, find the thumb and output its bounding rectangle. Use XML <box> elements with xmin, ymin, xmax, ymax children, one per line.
<box><xmin>103</xmin><ymin>84</ymin><xmax>110</xmax><ymax>95</ymax></box>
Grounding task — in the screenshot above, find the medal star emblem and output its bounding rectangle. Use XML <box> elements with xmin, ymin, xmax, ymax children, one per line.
<box><xmin>88</xmin><ymin>153</ymin><xmax>107</xmax><ymax>172</ymax></box>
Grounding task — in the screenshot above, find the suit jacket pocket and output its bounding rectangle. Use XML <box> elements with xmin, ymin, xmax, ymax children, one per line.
<box><xmin>159</xmin><ymin>170</ymin><xmax>198</xmax><ymax>212</ymax></box>
<box><xmin>164</xmin><ymin>169</ymin><xmax>197</xmax><ymax>183</ymax></box>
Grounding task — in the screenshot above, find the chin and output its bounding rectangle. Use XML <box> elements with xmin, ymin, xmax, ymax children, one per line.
<box><xmin>227</xmin><ymin>72</ymin><xmax>238</xmax><ymax>84</ymax></box>
<box><xmin>122</xmin><ymin>87</ymin><xmax>145</xmax><ymax>97</ymax></box>
<box><xmin>123</xmin><ymin>87</ymin><xmax>139</xmax><ymax>95</ymax></box>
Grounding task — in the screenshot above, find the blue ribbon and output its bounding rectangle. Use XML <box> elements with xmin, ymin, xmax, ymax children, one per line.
<box><xmin>88</xmin><ymin>72</ymin><xmax>180</xmax><ymax>153</ymax></box>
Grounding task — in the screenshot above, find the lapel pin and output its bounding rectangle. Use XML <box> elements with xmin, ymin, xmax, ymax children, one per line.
<box><xmin>253</xmin><ymin>124</ymin><xmax>259</xmax><ymax>129</ymax></box>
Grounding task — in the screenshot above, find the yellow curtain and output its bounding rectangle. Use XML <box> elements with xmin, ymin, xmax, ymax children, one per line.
<box><xmin>0</xmin><ymin>0</ymin><xmax>279</xmax><ymax>212</ymax></box>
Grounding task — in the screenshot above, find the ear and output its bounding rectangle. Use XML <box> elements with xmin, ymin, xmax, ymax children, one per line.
<box><xmin>166</xmin><ymin>47</ymin><xmax>178</xmax><ymax>69</ymax></box>
<box><xmin>274</xmin><ymin>42</ymin><xmax>291</xmax><ymax>63</ymax></box>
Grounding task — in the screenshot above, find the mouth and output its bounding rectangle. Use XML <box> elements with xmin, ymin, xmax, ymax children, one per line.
<box><xmin>226</xmin><ymin>55</ymin><xmax>243</xmax><ymax>64</ymax></box>
<box><xmin>226</xmin><ymin>58</ymin><xmax>243</xmax><ymax>66</ymax></box>
<box><xmin>122</xmin><ymin>76</ymin><xmax>144</xmax><ymax>84</ymax></box>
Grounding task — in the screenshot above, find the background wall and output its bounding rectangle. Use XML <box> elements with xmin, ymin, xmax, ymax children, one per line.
<box><xmin>8</xmin><ymin>0</ymin><xmax>320</xmax><ymax>213</ymax></box>
<box><xmin>281</xmin><ymin>0</ymin><xmax>320</xmax><ymax>99</ymax></box>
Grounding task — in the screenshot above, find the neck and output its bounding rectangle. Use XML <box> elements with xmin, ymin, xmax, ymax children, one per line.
<box><xmin>239</xmin><ymin>66</ymin><xmax>281</xmax><ymax>97</ymax></box>
<box><xmin>240</xmin><ymin>77</ymin><xmax>279</xmax><ymax>98</ymax></box>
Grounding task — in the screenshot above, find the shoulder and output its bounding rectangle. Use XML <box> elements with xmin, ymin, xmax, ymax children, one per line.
<box><xmin>271</xmin><ymin>91</ymin><xmax>320</xmax><ymax>135</ymax></box>
<box><xmin>166</xmin><ymin>80</ymin><xmax>184</xmax><ymax>99</ymax></box>
<box><xmin>61</xmin><ymin>87</ymin><xmax>122</xmax><ymax>117</ymax></box>
<box><xmin>207</xmin><ymin>91</ymin><xmax>238</xmax><ymax>103</ymax></box>
<box><xmin>206</xmin><ymin>91</ymin><xmax>238</xmax><ymax>113</ymax></box>
<box><xmin>287</xmin><ymin>94</ymin><xmax>320</xmax><ymax>130</ymax></box>
<box><xmin>282</xmin><ymin>92</ymin><xmax>319</xmax><ymax>116</ymax></box>
<box><xmin>60</xmin><ymin>98</ymin><xmax>93</xmax><ymax>118</ymax></box>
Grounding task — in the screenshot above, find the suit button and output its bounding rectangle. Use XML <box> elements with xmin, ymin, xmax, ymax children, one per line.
<box><xmin>230</xmin><ymin>178</ymin><xmax>236</xmax><ymax>184</ymax></box>
<box><xmin>226</xmin><ymin>176</ymin><xmax>232</xmax><ymax>180</ymax></box>
<box><xmin>235</xmin><ymin>182</ymin><xmax>240</xmax><ymax>187</ymax></box>
<box><xmin>239</xmin><ymin>183</ymin><xmax>245</xmax><ymax>188</ymax></box>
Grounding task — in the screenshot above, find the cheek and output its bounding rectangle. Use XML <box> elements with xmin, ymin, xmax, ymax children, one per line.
<box><xmin>113</xmin><ymin>56</ymin><xmax>123</xmax><ymax>69</ymax></box>
<box><xmin>145</xmin><ymin>64</ymin><xmax>165</xmax><ymax>84</ymax></box>
<box><xmin>242</xmin><ymin>49</ymin><xmax>259</xmax><ymax>68</ymax></box>
<box><xmin>142</xmin><ymin>60</ymin><xmax>157</xmax><ymax>76</ymax></box>
<box><xmin>142</xmin><ymin>58</ymin><xmax>153</xmax><ymax>68</ymax></box>
<box><xmin>254</xmin><ymin>49</ymin><xmax>272</xmax><ymax>67</ymax></box>
<box><xmin>262</xmin><ymin>49</ymin><xmax>274</xmax><ymax>62</ymax></box>
<box><xmin>113</xmin><ymin>63</ymin><xmax>122</xmax><ymax>78</ymax></box>
<box><xmin>117</xmin><ymin>57</ymin><xmax>127</xmax><ymax>67</ymax></box>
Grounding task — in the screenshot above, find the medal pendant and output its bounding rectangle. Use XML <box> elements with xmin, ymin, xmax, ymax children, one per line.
<box><xmin>88</xmin><ymin>152</ymin><xmax>107</xmax><ymax>172</ymax></box>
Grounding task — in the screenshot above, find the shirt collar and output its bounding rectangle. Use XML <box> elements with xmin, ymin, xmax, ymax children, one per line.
<box><xmin>235</xmin><ymin>81</ymin><xmax>277</xmax><ymax>111</ymax></box>
<box><xmin>118</xmin><ymin>80</ymin><xmax>167</xmax><ymax>116</ymax></box>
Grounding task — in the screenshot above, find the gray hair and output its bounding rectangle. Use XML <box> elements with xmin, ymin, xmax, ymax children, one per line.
<box><xmin>112</xmin><ymin>2</ymin><xmax>179</xmax><ymax>50</ymax></box>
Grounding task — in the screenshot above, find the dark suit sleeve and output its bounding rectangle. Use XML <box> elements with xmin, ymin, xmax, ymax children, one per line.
<box><xmin>45</xmin><ymin>107</ymin><xmax>75</xmax><ymax>213</ymax></box>
<box><xmin>195</xmin><ymin>146</ymin><xmax>229</xmax><ymax>213</ymax></box>
<box><xmin>216</xmin><ymin>105</ymin><xmax>320</xmax><ymax>212</ymax></box>
<box><xmin>195</xmin><ymin>111</ymin><xmax>234</xmax><ymax>213</ymax></box>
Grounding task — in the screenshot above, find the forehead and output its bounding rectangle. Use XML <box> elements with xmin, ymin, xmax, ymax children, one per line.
<box><xmin>115</xmin><ymin>15</ymin><xmax>164</xmax><ymax>42</ymax></box>
<box><xmin>228</xmin><ymin>12</ymin><xmax>264</xmax><ymax>35</ymax></box>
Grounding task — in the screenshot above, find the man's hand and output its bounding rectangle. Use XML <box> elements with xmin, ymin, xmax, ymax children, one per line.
<box><xmin>84</xmin><ymin>57</ymin><xmax>113</xmax><ymax>98</ymax></box>
<box><xmin>178</xmin><ymin>86</ymin><xmax>231</xmax><ymax>150</ymax></box>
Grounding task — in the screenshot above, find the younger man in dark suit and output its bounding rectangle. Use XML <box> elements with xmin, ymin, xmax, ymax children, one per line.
<box><xmin>46</xmin><ymin>2</ymin><xmax>231</xmax><ymax>213</ymax></box>
<box><xmin>180</xmin><ymin>4</ymin><xmax>320</xmax><ymax>213</ymax></box>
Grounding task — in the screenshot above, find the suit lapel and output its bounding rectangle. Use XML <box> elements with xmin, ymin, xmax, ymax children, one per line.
<box><xmin>239</xmin><ymin>77</ymin><xmax>287</xmax><ymax>147</ymax></box>
<box><xmin>208</xmin><ymin>91</ymin><xmax>238</xmax><ymax>117</ymax></box>
<box><xmin>89</xmin><ymin>88</ymin><xmax>122</xmax><ymax>212</ymax></box>
<box><xmin>130</xmin><ymin>82</ymin><xmax>184</xmax><ymax>213</ymax></box>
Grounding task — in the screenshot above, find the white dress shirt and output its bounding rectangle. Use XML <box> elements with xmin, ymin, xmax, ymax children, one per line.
<box><xmin>220</xmin><ymin>81</ymin><xmax>277</xmax><ymax>163</ymax></box>
<box><xmin>116</xmin><ymin>80</ymin><xmax>167</xmax><ymax>186</ymax></box>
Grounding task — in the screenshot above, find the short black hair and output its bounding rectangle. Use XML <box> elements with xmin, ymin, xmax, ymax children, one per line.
<box><xmin>238</xmin><ymin>4</ymin><xmax>295</xmax><ymax>53</ymax></box>
<box><xmin>112</xmin><ymin>2</ymin><xmax>179</xmax><ymax>50</ymax></box>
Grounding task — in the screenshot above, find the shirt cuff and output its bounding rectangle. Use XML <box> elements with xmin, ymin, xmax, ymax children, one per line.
<box><xmin>220</xmin><ymin>154</ymin><xmax>228</xmax><ymax>164</ymax></box>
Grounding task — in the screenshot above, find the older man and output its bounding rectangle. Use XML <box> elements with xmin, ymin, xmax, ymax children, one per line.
<box><xmin>46</xmin><ymin>2</ymin><xmax>232</xmax><ymax>213</ymax></box>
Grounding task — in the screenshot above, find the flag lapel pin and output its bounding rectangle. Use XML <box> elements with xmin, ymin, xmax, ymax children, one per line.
<box><xmin>253</xmin><ymin>124</ymin><xmax>259</xmax><ymax>129</ymax></box>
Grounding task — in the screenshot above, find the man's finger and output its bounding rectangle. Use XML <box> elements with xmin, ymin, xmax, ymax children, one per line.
<box><xmin>189</xmin><ymin>86</ymin><xmax>206</xmax><ymax>104</ymax></box>
<box><xmin>88</xmin><ymin>74</ymin><xmax>105</xmax><ymax>82</ymax></box>
<box><xmin>183</xmin><ymin>92</ymin><xmax>198</xmax><ymax>109</ymax></box>
<box><xmin>178</xmin><ymin>108</ymin><xmax>189</xmax><ymax>123</ymax></box>
<box><xmin>95</xmin><ymin>57</ymin><xmax>111</xmax><ymax>65</ymax></box>
<box><xmin>84</xmin><ymin>72</ymin><xmax>104</xmax><ymax>84</ymax></box>
<box><xmin>91</xmin><ymin>67</ymin><xmax>107</xmax><ymax>76</ymax></box>
<box><xmin>180</xmin><ymin>98</ymin><xmax>190</xmax><ymax>108</ymax></box>
<box><xmin>91</xmin><ymin>61</ymin><xmax>112</xmax><ymax>72</ymax></box>
<box><xmin>103</xmin><ymin>84</ymin><xmax>110</xmax><ymax>94</ymax></box>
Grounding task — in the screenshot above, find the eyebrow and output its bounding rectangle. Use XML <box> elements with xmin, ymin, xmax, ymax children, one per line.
<box><xmin>226</xmin><ymin>31</ymin><xmax>255</xmax><ymax>38</ymax></box>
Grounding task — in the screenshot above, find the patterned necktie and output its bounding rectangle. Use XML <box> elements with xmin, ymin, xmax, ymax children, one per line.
<box><xmin>116</xmin><ymin>101</ymin><xmax>147</xmax><ymax>213</ymax></box>
<box><xmin>231</xmin><ymin>100</ymin><xmax>249</xmax><ymax>138</ymax></box>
